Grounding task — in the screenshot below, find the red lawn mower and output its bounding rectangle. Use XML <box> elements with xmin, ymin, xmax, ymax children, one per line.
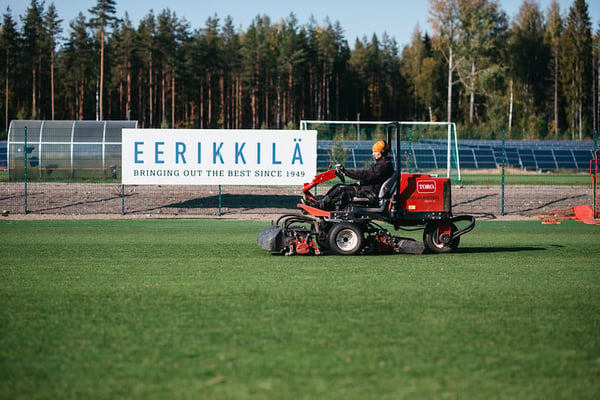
<box><xmin>258</xmin><ymin>122</ymin><xmax>475</xmax><ymax>255</ymax></box>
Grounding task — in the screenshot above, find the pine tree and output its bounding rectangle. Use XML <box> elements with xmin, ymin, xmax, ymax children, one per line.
<box><xmin>22</xmin><ymin>0</ymin><xmax>45</xmax><ymax>119</ymax></box>
<box><xmin>88</xmin><ymin>0</ymin><xmax>119</xmax><ymax>121</ymax></box>
<box><xmin>221</xmin><ymin>16</ymin><xmax>242</xmax><ymax>128</ymax></box>
<box><xmin>544</xmin><ymin>0</ymin><xmax>563</xmax><ymax>137</ymax></box>
<box><xmin>402</xmin><ymin>26</ymin><xmax>428</xmax><ymax>120</ymax></box>
<box><xmin>110</xmin><ymin>13</ymin><xmax>136</xmax><ymax>120</ymax></box>
<box><xmin>137</xmin><ymin>11</ymin><xmax>156</xmax><ymax>127</ymax></box>
<box><xmin>0</xmin><ymin>7</ymin><xmax>19</xmax><ymax>135</ymax></box>
<box><xmin>44</xmin><ymin>3</ymin><xmax>62</xmax><ymax>120</ymax></box>
<box><xmin>63</xmin><ymin>13</ymin><xmax>95</xmax><ymax>119</ymax></box>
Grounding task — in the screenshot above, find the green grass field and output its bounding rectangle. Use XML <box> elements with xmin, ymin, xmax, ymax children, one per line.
<box><xmin>1</xmin><ymin>219</ymin><xmax>599</xmax><ymax>399</ymax></box>
<box><xmin>457</xmin><ymin>172</ymin><xmax>592</xmax><ymax>186</ymax></box>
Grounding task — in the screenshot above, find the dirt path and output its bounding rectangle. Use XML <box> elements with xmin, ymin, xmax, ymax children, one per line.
<box><xmin>1</xmin><ymin>183</ymin><xmax>592</xmax><ymax>221</ymax></box>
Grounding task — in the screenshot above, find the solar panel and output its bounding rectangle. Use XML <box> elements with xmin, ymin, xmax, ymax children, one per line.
<box><xmin>534</xmin><ymin>149</ymin><xmax>557</xmax><ymax>170</ymax></box>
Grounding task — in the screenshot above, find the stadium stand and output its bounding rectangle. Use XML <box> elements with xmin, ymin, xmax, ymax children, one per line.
<box><xmin>317</xmin><ymin>139</ymin><xmax>597</xmax><ymax>172</ymax></box>
<box><xmin>1</xmin><ymin>139</ymin><xmax>595</xmax><ymax>173</ymax></box>
<box><xmin>0</xmin><ymin>141</ymin><xmax>6</xmax><ymax>169</ymax></box>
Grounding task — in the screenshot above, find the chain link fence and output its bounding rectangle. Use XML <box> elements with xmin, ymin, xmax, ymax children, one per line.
<box><xmin>0</xmin><ymin>179</ymin><xmax>594</xmax><ymax>220</ymax></box>
<box><xmin>1</xmin><ymin>127</ymin><xmax>598</xmax><ymax>218</ymax></box>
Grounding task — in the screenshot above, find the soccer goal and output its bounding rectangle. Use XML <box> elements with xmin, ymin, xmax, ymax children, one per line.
<box><xmin>300</xmin><ymin>120</ymin><xmax>461</xmax><ymax>181</ymax></box>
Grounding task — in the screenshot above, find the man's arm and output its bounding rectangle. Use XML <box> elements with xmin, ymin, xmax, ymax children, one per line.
<box><xmin>345</xmin><ymin>159</ymin><xmax>393</xmax><ymax>185</ymax></box>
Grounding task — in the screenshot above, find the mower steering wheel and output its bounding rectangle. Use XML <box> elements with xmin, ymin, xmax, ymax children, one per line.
<box><xmin>335</xmin><ymin>166</ymin><xmax>345</xmax><ymax>183</ymax></box>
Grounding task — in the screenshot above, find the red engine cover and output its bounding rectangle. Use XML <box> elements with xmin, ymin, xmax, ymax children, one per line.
<box><xmin>398</xmin><ymin>174</ymin><xmax>451</xmax><ymax>213</ymax></box>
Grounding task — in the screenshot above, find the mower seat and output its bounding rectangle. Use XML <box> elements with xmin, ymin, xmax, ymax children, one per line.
<box><xmin>350</xmin><ymin>171</ymin><xmax>399</xmax><ymax>212</ymax></box>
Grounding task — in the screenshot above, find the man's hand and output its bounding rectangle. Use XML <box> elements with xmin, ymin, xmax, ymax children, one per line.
<box><xmin>335</xmin><ymin>164</ymin><xmax>346</xmax><ymax>175</ymax></box>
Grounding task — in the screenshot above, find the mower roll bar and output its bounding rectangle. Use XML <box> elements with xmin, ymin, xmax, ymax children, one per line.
<box><xmin>387</xmin><ymin>122</ymin><xmax>402</xmax><ymax>171</ymax></box>
<box><xmin>387</xmin><ymin>122</ymin><xmax>402</xmax><ymax>204</ymax></box>
<box><xmin>388</xmin><ymin>121</ymin><xmax>475</xmax><ymax>241</ymax></box>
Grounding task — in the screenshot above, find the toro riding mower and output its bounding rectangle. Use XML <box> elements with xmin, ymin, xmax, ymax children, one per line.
<box><xmin>258</xmin><ymin>122</ymin><xmax>475</xmax><ymax>255</ymax></box>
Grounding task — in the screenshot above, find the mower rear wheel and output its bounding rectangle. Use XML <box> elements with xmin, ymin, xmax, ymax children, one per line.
<box><xmin>327</xmin><ymin>223</ymin><xmax>364</xmax><ymax>255</ymax></box>
<box><xmin>424</xmin><ymin>221</ymin><xmax>460</xmax><ymax>253</ymax></box>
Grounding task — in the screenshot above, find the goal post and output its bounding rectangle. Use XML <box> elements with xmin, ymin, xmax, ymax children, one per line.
<box><xmin>300</xmin><ymin>120</ymin><xmax>461</xmax><ymax>181</ymax></box>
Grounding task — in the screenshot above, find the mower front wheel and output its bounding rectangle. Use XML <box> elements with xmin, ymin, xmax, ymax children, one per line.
<box><xmin>424</xmin><ymin>221</ymin><xmax>460</xmax><ymax>253</ymax></box>
<box><xmin>327</xmin><ymin>223</ymin><xmax>364</xmax><ymax>255</ymax></box>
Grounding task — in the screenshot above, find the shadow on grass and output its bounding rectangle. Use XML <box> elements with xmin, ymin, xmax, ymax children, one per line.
<box><xmin>165</xmin><ymin>194</ymin><xmax>300</xmax><ymax>209</ymax></box>
<box><xmin>454</xmin><ymin>245</ymin><xmax>550</xmax><ymax>254</ymax></box>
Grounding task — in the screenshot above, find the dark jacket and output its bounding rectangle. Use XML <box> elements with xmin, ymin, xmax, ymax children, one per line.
<box><xmin>345</xmin><ymin>156</ymin><xmax>394</xmax><ymax>195</ymax></box>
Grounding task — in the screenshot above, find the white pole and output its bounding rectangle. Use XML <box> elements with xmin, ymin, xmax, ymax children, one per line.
<box><xmin>447</xmin><ymin>123</ymin><xmax>451</xmax><ymax>178</ymax></box>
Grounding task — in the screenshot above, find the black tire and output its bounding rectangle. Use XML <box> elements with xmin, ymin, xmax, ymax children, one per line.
<box><xmin>327</xmin><ymin>223</ymin><xmax>364</xmax><ymax>255</ymax></box>
<box><xmin>423</xmin><ymin>221</ymin><xmax>460</xmax><ymax>253</ymax></box>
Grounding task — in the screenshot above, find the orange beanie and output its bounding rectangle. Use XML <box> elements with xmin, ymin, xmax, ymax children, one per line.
<box><xmin>372</xmin><ymin>140</ymin><xmax>386</xmax><ymax>153</ymax></box>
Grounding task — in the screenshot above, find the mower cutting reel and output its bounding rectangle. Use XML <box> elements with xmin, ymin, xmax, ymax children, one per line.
<box><xmin>258</xmin><ymin>122</ymin><xmax>476</xmax><ymax>255</ymax></box>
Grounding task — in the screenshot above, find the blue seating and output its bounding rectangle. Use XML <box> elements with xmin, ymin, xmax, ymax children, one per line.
<box><xmin>458</xmin><ymin>149</ymin><xmax>477</xmax><ymax>169</ymax></box>
<box><xmin>518</xmin><ymin>148</ymin><xmax>537</xmax><ymax>170</ymax></box>
<box><xmin>474</xmin><ymin>147</ymin><xmax>497</xmax><ymax>168</ymax></box>
<box><xmin>413</xmin><ymin>148</ymin><xmax>437</xmax><ymax>169</ymax></box>
<box><xmin>314</xmin><ymin>139</ymin><xmax>596</xmax><ymax>172</ymax></box>
<box><xmin>573</xmin><ymin>150</ymin><xmax>594</xmax><ymax>169</ymax></box>
<box><xmin>535</xmin><ymin>149</ymin><xmax>557</xmax><ymax>170</ymax></box>
<box><xmin>0</xmin><ymin>141</ymin><xmax>6</xmax><ymax>168</ymax></box>
<box><xmin>554</xmin><ymin>149</ymin><xmax>577</xmax><ymax>169</ymax></box>
<box><xmin>504</xmin><ymin>148</ymin><xmax>521</xmax><ymax>167</ymax></box>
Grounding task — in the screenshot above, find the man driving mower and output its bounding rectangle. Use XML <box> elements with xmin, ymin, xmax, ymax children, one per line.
<box><xmin>309</xmin><ymin>140</ymin><xmax>394</xmax><ymax>211</ymax></box>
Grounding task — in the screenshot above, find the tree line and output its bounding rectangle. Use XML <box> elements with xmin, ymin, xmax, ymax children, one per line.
<box><xmin>1</xmin><ymin>0</ymin><xmax>599</xmax><ymax>140</ymax></box>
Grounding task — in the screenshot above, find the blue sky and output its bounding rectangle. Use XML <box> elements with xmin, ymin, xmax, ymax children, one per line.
<box><xmin>5</xmin><ymin>0</ymin><xmax>600</xmax><ymax>47</ymax></box>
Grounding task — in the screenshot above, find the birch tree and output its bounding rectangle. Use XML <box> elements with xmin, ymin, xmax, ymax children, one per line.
<box><xmin>561</xmin><ymin>0</ymin><xmax>592</xmax><ymax>139</ymax></box>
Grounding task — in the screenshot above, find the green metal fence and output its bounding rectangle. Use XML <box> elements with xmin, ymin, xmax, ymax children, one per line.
<box><xmin>1</xmin><ymin>125</ymin><xmax>598</xmax><ymax>219</ymax></box>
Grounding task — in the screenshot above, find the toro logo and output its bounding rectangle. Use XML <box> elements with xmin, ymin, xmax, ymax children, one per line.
<box><xmin>417</xmin><ymin>180</ymin><xmax>436</xmax><ymax>194</ymax></box>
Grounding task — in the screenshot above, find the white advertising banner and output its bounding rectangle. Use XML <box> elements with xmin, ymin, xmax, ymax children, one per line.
<box><xmin>122</xmin><ymin>129</ymin><xmax>317</xmax><ymax>185</ymax></box>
